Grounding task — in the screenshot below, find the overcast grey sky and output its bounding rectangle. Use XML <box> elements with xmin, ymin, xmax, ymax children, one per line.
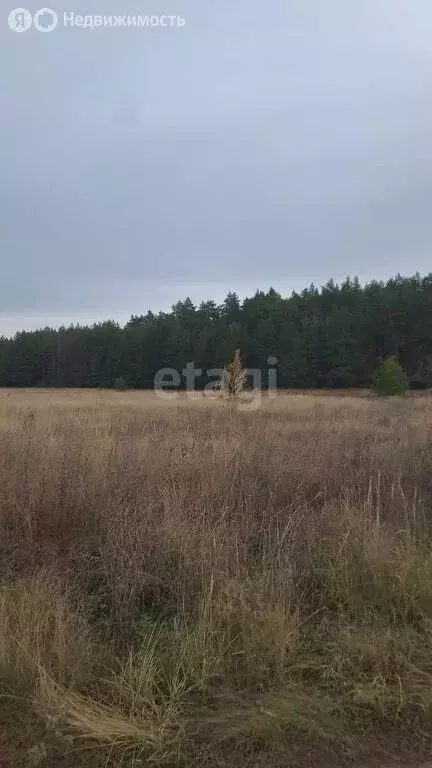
<box><xmin>1</xmin><ymin>0</ymin><xmax>431</xmax><ymax>335</ymax></box>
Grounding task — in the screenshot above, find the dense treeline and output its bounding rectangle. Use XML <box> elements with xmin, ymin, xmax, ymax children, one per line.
<box><xmin>1</xmin><ymin>273</ymin><xmax>432</xmax><ymax>389</ymax></box>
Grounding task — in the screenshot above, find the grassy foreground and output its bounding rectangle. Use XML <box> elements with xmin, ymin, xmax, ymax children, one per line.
<box><xmin>0</xmin><ymin>389</ymin><xmax>431</xmax><ymax>766</ymax></box>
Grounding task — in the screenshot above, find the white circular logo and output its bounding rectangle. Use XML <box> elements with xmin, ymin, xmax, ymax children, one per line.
<box><xmin>33</xmin><ymin>7</ymin><xmax>58</xmax><ymax>32</ymax></box>
<box><xmin>8</xmin><ymin>7</ymin><xmax>32</xmax><ymax>31</ymax></box>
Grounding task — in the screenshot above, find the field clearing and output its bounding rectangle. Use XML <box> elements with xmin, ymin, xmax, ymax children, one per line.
<box><xmin>0</xmin><ymin>388</ymin><xmax>431</xmax><ymax>767</ymax></box>
<box><xmin>0</xmin><ymin>386</ymin><xmax>372</xmax><ymax>409</ymax></box>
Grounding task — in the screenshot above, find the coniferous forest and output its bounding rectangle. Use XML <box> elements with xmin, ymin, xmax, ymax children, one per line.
<box><xmin>2</xmin><ymin>273</ymin><xmax>432</xmax><ymax>390</ymax></box>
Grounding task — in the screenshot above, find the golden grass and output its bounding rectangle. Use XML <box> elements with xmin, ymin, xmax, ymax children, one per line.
<box><xmin>0</xmin><ymin>388</ymin><xmax>431</xmax><ymax>765</ymax></box>
<box><xmin>0</xmin><ymin>572</ymin><xmax>92</xmax><ymax>688</ymax></box>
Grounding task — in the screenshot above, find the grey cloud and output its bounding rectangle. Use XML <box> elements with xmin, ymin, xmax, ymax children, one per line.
<box><xmin>1</xmin><ymin>0</ymin><xmax>432</xmax><ymax>332</ymax></box>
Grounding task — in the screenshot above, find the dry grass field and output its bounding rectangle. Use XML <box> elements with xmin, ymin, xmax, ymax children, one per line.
<box><xmin>0</xmin><ymin>388</ymin><xmax>431</xmax><ymax>767</ymax></box>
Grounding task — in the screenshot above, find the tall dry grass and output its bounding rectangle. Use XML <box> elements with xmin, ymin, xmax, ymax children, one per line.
<box><xmin>0</xmin><ymin>389</ymin><xmax>431</xmax><ymax>765</ymax></box>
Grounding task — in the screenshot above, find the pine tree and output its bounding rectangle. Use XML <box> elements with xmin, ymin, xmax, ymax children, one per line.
<box><xmin>223</xmin><ymin>349</ymin><xmax>247</xmax><ymax>398</ymax></box>
<box><xmin>373</xmin><ymin>358</ymin><xmax>409</xmax><ymax>396</ymax></box>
